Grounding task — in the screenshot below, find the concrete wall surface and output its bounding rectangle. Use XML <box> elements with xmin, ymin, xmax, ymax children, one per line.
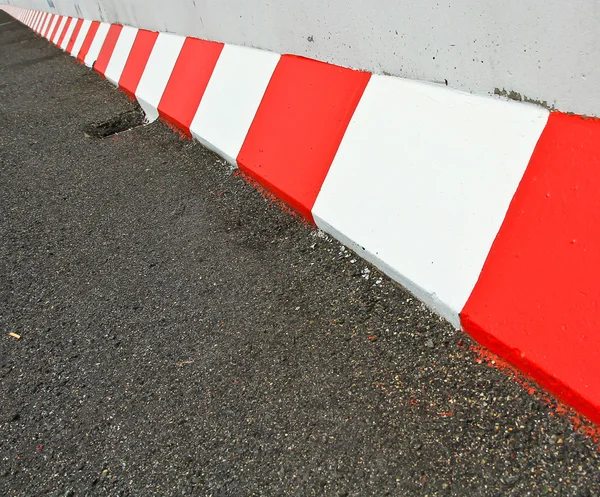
<box><xmin>3</xmin><ymin>0</ymin><xmax>600</xmax><ymax>116</ymax></box>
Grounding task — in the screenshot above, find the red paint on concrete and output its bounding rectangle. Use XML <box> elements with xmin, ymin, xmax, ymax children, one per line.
<box><xmin>29</xmin><ymin>11</ymin><xmax>40</xmax><ymax>30</ymax></box>
<box><xmin>94</xmin><ymin>24</ymin><xmax>123</xmax><ymax>76</ymax></box>
<box><xmin>49</xmin><ymin>15</ymin><xmax>62</xmax><ymax>42</ymax></box>
<box><xmin>461</xmin><ymin>112</ymin><xmax>600</xmax><ymax>426</ymax></box>
<box><xmin>42</xmin><ymin>14</ymin><xmax>55</xmax><ymax>38</ymax></box>
<box><xmin>35</xmin><ymin>13</ymin><xmax>46</xmax><ymax>32</ymax></box>
<box><xmin>236</xmin><ymin>55</ymin><xmax>370</xmax><ymax>222</ymax></box>
<box><xmin>77</xmin><ymin>21</ymin><xmax>100</xmax><ymax>62</ymax></box>
<box><xmin>118</xmin><ymin>30</ymin><xmax>159</xmax><ymax>98</ymax></box>
<box><xmin>56</xmin><ymin>17</ymin><xmax>73</xmax><ymax>47</ymax></box>
<box><xmin>38</xmin><ymin>13</ymin><xmax>50</xmax><ymax>34</ymax></box>
<box><xmin>28</xmin><ymin>11</ymin><xmax>37</xmax><ymax>29</ymax></box>
<box><xmin>65</xmin><ymin>18</ymin><xmax>84</xmax><ymax>54</ymax></box>
<box><xmin>157</xmin><ymin>37</ymin><xmax>224</xmax><ymax>136</ymax></box>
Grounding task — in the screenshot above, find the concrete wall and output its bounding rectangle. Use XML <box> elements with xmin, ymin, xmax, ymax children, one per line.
<box><xmin>4</xmin><ymin>0</ymin><xmax>600</xmax><ymax>117</ymax></box>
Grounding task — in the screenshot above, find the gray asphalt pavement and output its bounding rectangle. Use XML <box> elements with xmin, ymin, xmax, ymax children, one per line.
<box><xmin>1</xmin><ymin>11</ymin><xmax>599</xmax><ymax>497</ymax></box>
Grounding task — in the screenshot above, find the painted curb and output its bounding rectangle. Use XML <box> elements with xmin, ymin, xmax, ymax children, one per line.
<box><xmin>3</xmin><ymin>5</ymin><xmax>600</xmax><ymax>426</ymax></box>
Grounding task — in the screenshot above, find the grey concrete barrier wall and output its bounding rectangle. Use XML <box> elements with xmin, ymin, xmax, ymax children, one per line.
<box><xmin>4</xmin><ymin>0</ymin><xmax>600</xmax><ymax>117</ymax></box>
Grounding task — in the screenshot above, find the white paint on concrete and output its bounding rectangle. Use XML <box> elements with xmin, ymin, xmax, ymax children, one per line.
<box><xmin>103</xmin><ymin>25</ymin><xmax>138</xmax><ymax>85</ymax></box>
<box><xmin>51</xmin><ymin>15</ymin><xmax>66</xmax><ymax>43</ymax></box>
<box><xmin>29</xmin><ymin>11</ymin><xmax>39</xmax><ymax>29</ymax></box>
<box><xmin>38</xmin><ymin>11</ymin><xmax>50</xmax><ymax>34</ymax></box>
<box><xmin>59</xmin><ymin>16</ymin><xmax>75</xmax><ymax>50</ymax></box>
<box><xmin>44</xmin><ymin>13</ymin><xmax>57</xmax><ymax>38</ymax></box>
<box><xmin>134</xmin><ymin>32</ymin><xmax>185</xmax><ymax>123</ymax></box>
<box><xmin>69</xmin><ymin>19</ymin><xmax>91</xmax><ymax>57</ymax></box>
<box><xmin>38</xmin><ymin>12</ymin><xmax>49</xmax><ymax>33</ymax></box>
<box><xmin>33</xmin><ymin>11</ymin><xmax>42</xmax><ymax>30</ymax></box>
<box><xmin>312</xmin><ymin>75</ymin><xmax>549</xmax><ymax>328</ymax></box>
<box><xmin>3</xmin><ymin>0</ymin><xmax>599</xmax><ymax>116</ymax></box>
<box><xmin>43</xmin><ymin>13</ymin><xmax>56</xmax><ymax>37</ymax></box>
<box><xmin>36</xmin><ymin>12</ymin><xmax>48</xmax><ymax>33</ymax></box>
<box><xmin>31</xmin><ymin>11</ymin><xmax>42</xmax><ymax>31</ymax></box>
<box><xmin>83</xmin><ymin>21</ymin><xmax>109</xmax><ymax>67</ymax></box>
<box><xmin>189</xmin><ymin>44</ymin><xmax>280</xmax><ymax>166</ymax></box>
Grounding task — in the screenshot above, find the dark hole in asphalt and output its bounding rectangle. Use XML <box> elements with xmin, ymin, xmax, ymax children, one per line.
<box><xmin>83</xmin><ymin>104</ymin><xmax>146</xmax><ymax>139</ymax></box>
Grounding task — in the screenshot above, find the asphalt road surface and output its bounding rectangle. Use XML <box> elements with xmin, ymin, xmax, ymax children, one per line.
<box><xmin>1</xmin><ymin>11</ymin><xmax>599</xmax><ymax>497</ymax></box>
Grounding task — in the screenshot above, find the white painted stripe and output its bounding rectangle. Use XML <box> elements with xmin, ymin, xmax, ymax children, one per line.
<box><xmin>38</xmin><ymin>13</ymin><xmax>49</xmax><ymax>33</ymax></box>
<box><xmin>70</xmin><ymin>19</ymin><xmax>92</xmax><ymax>57</ymax></box>
<box><xmin>135</xmin><ymin>32</ymin><xmax>186</xmax><ymax>123</ymax></box>
<box><xmin>312</xmin><ymin>75</ymin><xmax>549</xmax><ymax>328</ymax></box>
<box><xmin>36</xmin><ymin>12</ymin><xmax>49</xmax><ymax>33</ymax></box>
<box><xmin>34</xmin><ymin>12</ymin><xmax>44</xmax><ymax>31</ymax></box>
<box><xmin>31</xmin><ymin>12</ymin><xmax>41</xmax><ymax>30</ymax></box>
<box><xmin>83</xmin><ymin>22</ymin><xmax>111</xmax><ymax>67</ymax></box>
<box><xmin>48</xmin><ymin>15</ymin><xmax>62</xmax><ymax>41</ymax></box>
<box><xmin>33</xmin><ymin>12</ymin><xmax>43</xmax><ymax>31</ymax></box>
<box><xmin>44</xmin><ymin>15</ymin><xmax>58</xmax><ymax>39</ymax></box>
<box><xmin>104</xmin><ymin>26</ymin><xmax>138</xmax><ymax>86</ymax></box>
<box><xmin>51</xmin><ymin>16</ymin><xmax>67</xmax><ymax>44</ymax></box>
<box><xmin>42</xmin><ymin>14</ymin><xmax>56</xmax><ymax>38</ymax></box>
<box><xmin>59</xmin><ymin>18</ymin><xmax>77</xmax><ymax>51</ymax></box>
<box><xmin>40</xmin><ymin>13</ymin><xmax>51</xmax><ymax>34</ymax></box>
<box><xmin>190</xmin><ymin>44</ymin><xmax>280</xmax><ymax>166</ymax></box>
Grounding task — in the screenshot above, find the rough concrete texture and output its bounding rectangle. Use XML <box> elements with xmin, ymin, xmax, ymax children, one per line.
<box><xmin>5</xmin><ymin>0</ymin><xmax>600</xmax><ymax>116</ymax></box>
<box><xmin>1</xmin><ymin>12</ymin><xmax>599</xmax><ymax>497</ymax></box>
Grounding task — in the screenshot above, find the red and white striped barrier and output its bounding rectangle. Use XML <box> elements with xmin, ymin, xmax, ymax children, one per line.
<box><xmin>3</xmin><ymin>5</ymin><xmax>600</xmax><ymax>427</ymax></box>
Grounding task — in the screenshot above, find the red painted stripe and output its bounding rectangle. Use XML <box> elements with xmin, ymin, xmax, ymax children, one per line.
<box><xmin>49</xmin><ymin>15</ymin><xmax>62</xmax><ymax>43</ymax></box>
<box><xmin>35</xmin><ymin>12</ymin><xmax>48</xmax><ymax>33</ymax></box>
<box><xmin>157</xmin><ymin>37</ymin><xmax>224</xmax><ymax>136</ymax></box>
<box><xmin>94</xmin><ymin>24</ymin><xmax>123</xmax><ymax>76</ymax></box>
<box><xmin>118</xmin><ymin>29</ymin><xmax>159</xmax><ymax>98</ymax></box>
<box><xmin>65</xmin><ymin>18</ymin><xmax>84</xmax><ymax>54</ymax></box>
<box><xmin>236</xmin><ymin>55</ymin><xmax>370</xmax><ymax>222</ymax></box>
<box><xmin>56</xmin><ymin>17</ymin><xmax>73</xmax><ymax>47</ymax></box>
<box><xmin>42</xmin><ymin>14</ymin><xmax>55</xmax><ymax>38</ymax></box>
<box><xmin>31</xmin><ymin>12</ymin><xmax>41</xmax><ymax>31</ymax></box>
<box><xmin>38</xmin><ymin>13</ymin><xmax>50</xmax><ymax>34</ymax></box>
<box><xmin>32</xmin><ymin>12</ymin><xmax>42</xmax><ymax>32</ymax></box>
<box><xmin>461</xmin><ymin>112</ymin><xmax>600</xmax><ymax>425</ymax></box>
<box><xmin>77</xmin><ymin>21</ymin><xmax>100</xmax><ymax>62</ymax></box>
